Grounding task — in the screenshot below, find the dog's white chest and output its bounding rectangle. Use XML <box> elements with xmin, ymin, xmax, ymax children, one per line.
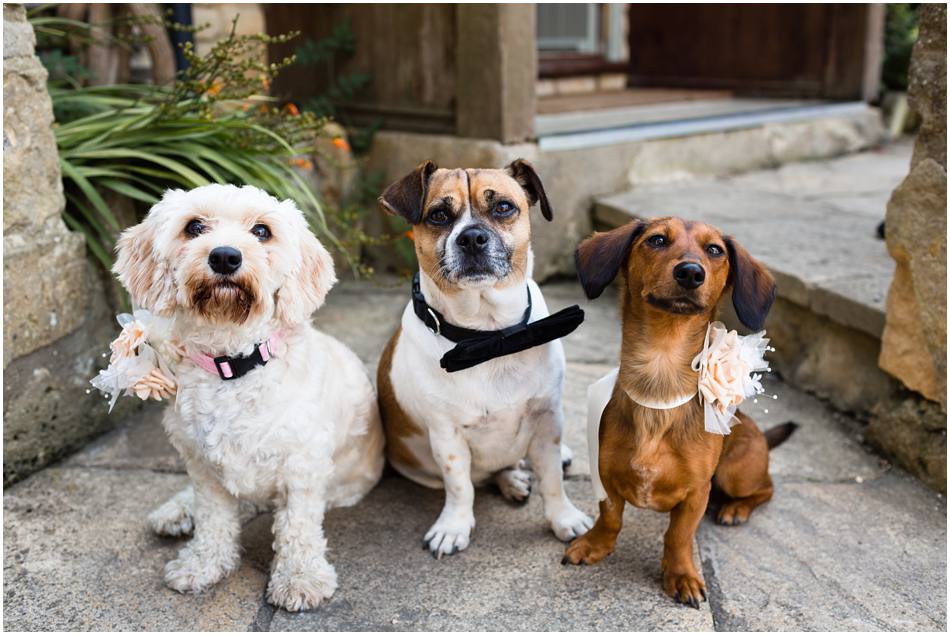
<box><xmin>392</xmin><ymin>299</ymin><xmax>565</xmax><ymax>482</ymax></box>
<box><xmin>168</xmin><ymin>371</ymin><xmax>286</xmax><ymax>496</ymax></box>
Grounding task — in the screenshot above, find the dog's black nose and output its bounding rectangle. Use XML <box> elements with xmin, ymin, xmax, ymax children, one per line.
<box><xmin>208</xmin><ymin>246</ymin><xmax>242</xmax><ymax>275</ymax></box>
<box><xmin>673</xmin><ymin>262</ymin><xmax>705</xmax><ymax>289</ymax></box>
<box><xmin>456</xmin><ymin>226</ymin><xmax>490</xmax><ymax>255</ymax></box>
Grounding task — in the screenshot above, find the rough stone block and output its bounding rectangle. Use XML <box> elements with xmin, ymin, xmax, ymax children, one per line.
<box><xmin>878</xmin><ymin>3</ymin><xmax>948</xmax><ymax>408</ymax></box>
<box><xmin>908</xmin><ymin>4</ymin><xmax>947</xmax><ymax>171</ymax></box>
<box><xmin>3</xmin><ymin>5</ymin><xmax>124</xmax><ymax>484</ymax></box>
<box><xmin>3</xmin><ymin>233</ymin><xmax>93</xmax><ymax>365</ymax></box>
<box><xmin>3</xmin><ymin>4</ymin><xmax>34</xmax><ymax>59</ymax></box>
<box><xmin>867</xmin><ymin>395</ymin><xmax>947</xmax><ymax>493</ymax></box>
<box><xmin>2</xmin><ymin>282</ymin><xmax>138</xmax><ymax>486</ymax></box>
<box><xmin>879</xmin><ymin>160</ymin><xmax>947</xmax><ymax>406</ymax></box>
<box><xmin>3</xmin><ymin>57</ymin><xmax>64</xmax><ymax>233</ymax></box>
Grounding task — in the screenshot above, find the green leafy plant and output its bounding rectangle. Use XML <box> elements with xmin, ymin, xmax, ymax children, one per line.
<box><xmin>44</xmin><ymin>17</ymin><xmax>351</xmax><ymax>276</ymax></box>
<box><xmin>882</xmin><ymin>4</ymin><xmax>920</xmax><ymax>92</ymax></box>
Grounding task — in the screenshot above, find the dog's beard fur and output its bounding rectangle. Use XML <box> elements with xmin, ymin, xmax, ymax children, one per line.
<box><xmin>438</xmin><ymin>243</ymin><xmax>513</xmax><ymax>285</ymax></box>
<box><xmin>187</xmin><ymin>275</ymin><xmax>259</xmax><ymax>324</ymax></box>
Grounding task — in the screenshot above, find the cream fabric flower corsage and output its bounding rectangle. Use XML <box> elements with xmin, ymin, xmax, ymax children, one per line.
<box><xmin>90</xmin><ymin>310</ymin><xmax>181</xmax><ymax>411</ymax></box>
<box><xmin>691</xmin><ymin>321</ymin><xmax>770</xmax><ymax>434</ymax></box>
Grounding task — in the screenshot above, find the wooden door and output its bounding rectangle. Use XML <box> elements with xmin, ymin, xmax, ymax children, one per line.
<box><xmin>626</xmin><ymin>4</ymin><xmax>884</xmax><ymax>100</ymax></box>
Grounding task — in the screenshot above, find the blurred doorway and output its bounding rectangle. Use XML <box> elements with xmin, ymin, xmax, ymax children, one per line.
<box><xmin>535</xmin><ymin>4</ymin><xmax>884</xmax><ymax>141</ymax></box>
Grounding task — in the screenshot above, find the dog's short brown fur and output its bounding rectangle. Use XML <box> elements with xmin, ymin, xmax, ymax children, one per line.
<box><xmin>564</xmin><ymin>217</ymin><xmax>786</xmax><ymax>608</ymax></box>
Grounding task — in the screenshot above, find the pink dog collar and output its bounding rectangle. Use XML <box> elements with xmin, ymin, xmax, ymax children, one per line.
<box><xmin>188</xmin><ymin>331</ymin><xmax>284</xmax><ymax>380</ymax></box>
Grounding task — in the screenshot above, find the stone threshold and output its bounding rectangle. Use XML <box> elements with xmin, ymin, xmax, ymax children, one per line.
<box><xmin>537</xmin><ymin>100</ymin><xmax>871</xmax><ymax>151</ymax></box>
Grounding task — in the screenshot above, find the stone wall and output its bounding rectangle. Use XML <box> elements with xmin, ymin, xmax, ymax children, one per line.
<box><xmin>872</xmin><ymin>4</ymin><xmax>947</xmax><ymax>492</ymax></box>
<box><xmin>192</xmin><ymin>3</ymin><xmax>266</xmax><ymax>61</ymax></box>
<box><xmin>3</xmin><ymin>5</ymin><xmax>125</xmax><ymax>484</ymax></box>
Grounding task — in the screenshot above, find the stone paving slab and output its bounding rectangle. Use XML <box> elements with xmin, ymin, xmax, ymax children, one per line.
<box><xmin>4</xmin><ymin>277</ymin><xmax>946</xmax><ymax>631</ymax></box>
<box><xmin>270</xmin><ymin>477</ymin><xmax>711</xmax><ymax>631</ymax></box>
<box><xmin>3</xmin><ymin>467</ymin><xmax>267</xmax><ymax>631</ymax></box>
<box><xmin>699</xmin><ymin>470</ymin><xmax>946</xmax><ymax>631</ymax></box>
<box><xmin>594</xmin><ymin>141</ymin><xmax>913</xmax><ymax>339</ymax></box>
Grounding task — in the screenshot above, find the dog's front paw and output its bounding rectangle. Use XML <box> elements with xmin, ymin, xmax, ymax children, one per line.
<box><xmin>550</xmin><ymin>504</ymin><xmax>593</xmax><ymax>542</ymax></box>
<box><xmin>663</xmin><ymin>569</ymin><xmax>707</xmax><ymax>610</ymax></box>
<box><xmin>561</xmin><ymin>532</ymin><xmax>613</xmax><ymax>565</ymax></box>
<box><xmin>164</xmin><ymin>548</ymin><xmax>236</xmax><ymax>594</ymax></box>
<box><xmin>267</xmin><ymin>560</ymin><xmax>338</xmax><ymax>612</ymax></box>
<box><xmin>423</xmin><ymin>510</ymin><xmax>475</xmax><ymax>559</ymax></box>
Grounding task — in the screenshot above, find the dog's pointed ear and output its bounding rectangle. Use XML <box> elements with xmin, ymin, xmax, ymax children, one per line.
<box><xmin>275</xmin><ymin>210</ymin><xmax>337</xmax><ymax>327</ymax></box>
<box><xmin>506</xmin><ymin>159</ymin><xmax>553</xmax><ymax>221</ymax></box>
<box><xmin>725</xmin><ymin>236</ymin><xmax>775</xmax><ymax>331</ymax></box>
<box><xmin>113</xmin><ymin>196</ymin><xmax>178</xmax><ymax>315</ymax></box>
<box><xmin>574</xmin><ymin>221</ymin><xmax>646</xmax><ymax>299</ymax></box>
<box><xmin>378</xmin><ymin>160</ymin><xmax>438</xmax><ymax>225</ymax></box>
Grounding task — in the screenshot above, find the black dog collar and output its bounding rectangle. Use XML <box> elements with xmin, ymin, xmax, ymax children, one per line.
<box><xmin>411</xmin><ymin>272</ymin><xmax>585</xmax><ymax>372</ymax></box>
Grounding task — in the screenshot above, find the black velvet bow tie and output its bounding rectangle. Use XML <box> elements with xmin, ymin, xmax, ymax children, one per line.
<box><xmin>411</xmin><ymin>272</ymin><xmax>585</xmax><ymax>372</ymax></box>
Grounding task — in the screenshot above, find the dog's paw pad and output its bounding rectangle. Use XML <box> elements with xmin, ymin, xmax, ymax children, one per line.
<box><xmin>267</xmin><ymin>562</ymin><xmax>338</xmax><ymax>612</ymax></box>
<box><xmin>551</xmin><ymin>506</ymin><xmax>594</xmax><ymax>542</ymax></box>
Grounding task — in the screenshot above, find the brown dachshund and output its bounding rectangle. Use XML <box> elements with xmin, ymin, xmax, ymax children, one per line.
<box><xmin>563</xmin><ymin>217</ymin><xmax>796</xmax><ymax>608</ymax></box>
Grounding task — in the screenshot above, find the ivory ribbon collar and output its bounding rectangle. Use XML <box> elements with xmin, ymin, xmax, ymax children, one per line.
<box><xmin>588</xmin><ymin>321</ymin><xmax>771</xmax><ymax>501</ymax></box>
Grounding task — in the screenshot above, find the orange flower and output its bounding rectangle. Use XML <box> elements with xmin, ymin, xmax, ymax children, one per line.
<box><xmin>260</xmin><ymin>75</ymin><xmax>271</xmax><ymax>90</ymax></box>
<box><xmin>332</xmin><ymin>137</ymin><xmax>350</xmax><ymax>152</ymax></box>
<box><xmin>205</xmin><ymin>80</ymin><xmax>222</xmax><ymax>97</ymax></box>
<box><xmin>404</xmin><ymin>230</ymin><xmax>414</xmax><ymax>241</ymax></box>
<box><xmin>284</xmin><ymin>103</ymin><xmax>300</xmax><ymax>116</ymax></box>
<box><xmin>288</xmin><ymin>157</ymin><xmax>313</xmax><ymax>170</ymax></box>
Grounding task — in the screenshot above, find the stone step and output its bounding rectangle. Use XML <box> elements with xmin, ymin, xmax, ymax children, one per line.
<box><xmin>592</xmin><ymin>141</ymin><xmax>913</xmax><ymax>413</ymax></box>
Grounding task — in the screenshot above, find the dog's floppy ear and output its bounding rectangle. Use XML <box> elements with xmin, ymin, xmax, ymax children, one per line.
<box><xmin>378</xmin><ymin>160</ymin><xmax>438</xmax><ymax>225</ymax></box>
<box><xmin>275</xmin><ymin>222</ymin><xmax>337</xmax><ymax>327</ymax></box>
<box><xmin>574</xmin><ymin>221</ymin><xmax>646</xmax><ymax>299</ymax></box>
<box><xmin>725</xmin><ymin>236</ymin><xmax>775</xmax><ymax>331</ymax></box>
<box><xmin>506</xmin><ymin>159</ymin><xmax>553</xmax><ymax>221</ymax></box>
<box><xmin>113</xmin><ymin>206</ymin><xmax>177</xmax><ymax>316</ymax></box>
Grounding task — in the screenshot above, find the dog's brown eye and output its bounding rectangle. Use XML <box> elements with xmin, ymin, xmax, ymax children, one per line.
<box><xmin>251</xmin><ymin>224</ymin><xmax>271</xmax><ymax>241</ymax></box>
<box><xmin>647</xmin><ymin>234</ymin><xmax>666</xmax><ymax>247</ymax></box>
<box><xmin>706</xmin><ymin>244</ymin><xmax>724</xmax><ymax>256</ymax></box>
<box><xmin>493</xmin><ymin>201</ymin><xmax>516</xmax><ymax>218</ymax></box>
<box><xmin>185</xmin><ymin>219</ymin><xmax>205</xmax><ymax>238</ymax></box>
<box><xmin>427</xmin><ymin>208</ymin><xmax>451</xmax><ymax>226</ymax></box>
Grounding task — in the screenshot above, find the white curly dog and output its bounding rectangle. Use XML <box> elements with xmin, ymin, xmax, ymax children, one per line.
<box><xmin>114</xmin><ymin>184</ymin><xmax>384</xmax><ymax>611</ymax></box>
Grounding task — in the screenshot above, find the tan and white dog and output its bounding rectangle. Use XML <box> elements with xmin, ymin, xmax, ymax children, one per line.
<box><xmin>376</xmin><ymin>160</ymin><xmax>592</xmax><ymax>558</ymax></box>
<box><xmin>114</xmin><ymin>184</ymin><xmax>384</xmax><ymax>611</ymax></box>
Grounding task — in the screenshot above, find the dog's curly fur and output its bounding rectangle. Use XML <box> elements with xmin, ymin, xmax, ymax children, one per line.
<box><xmin>114</xmin><ymin>184</ymin><xmax>384</xmax><ymax>611</ymax></box>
